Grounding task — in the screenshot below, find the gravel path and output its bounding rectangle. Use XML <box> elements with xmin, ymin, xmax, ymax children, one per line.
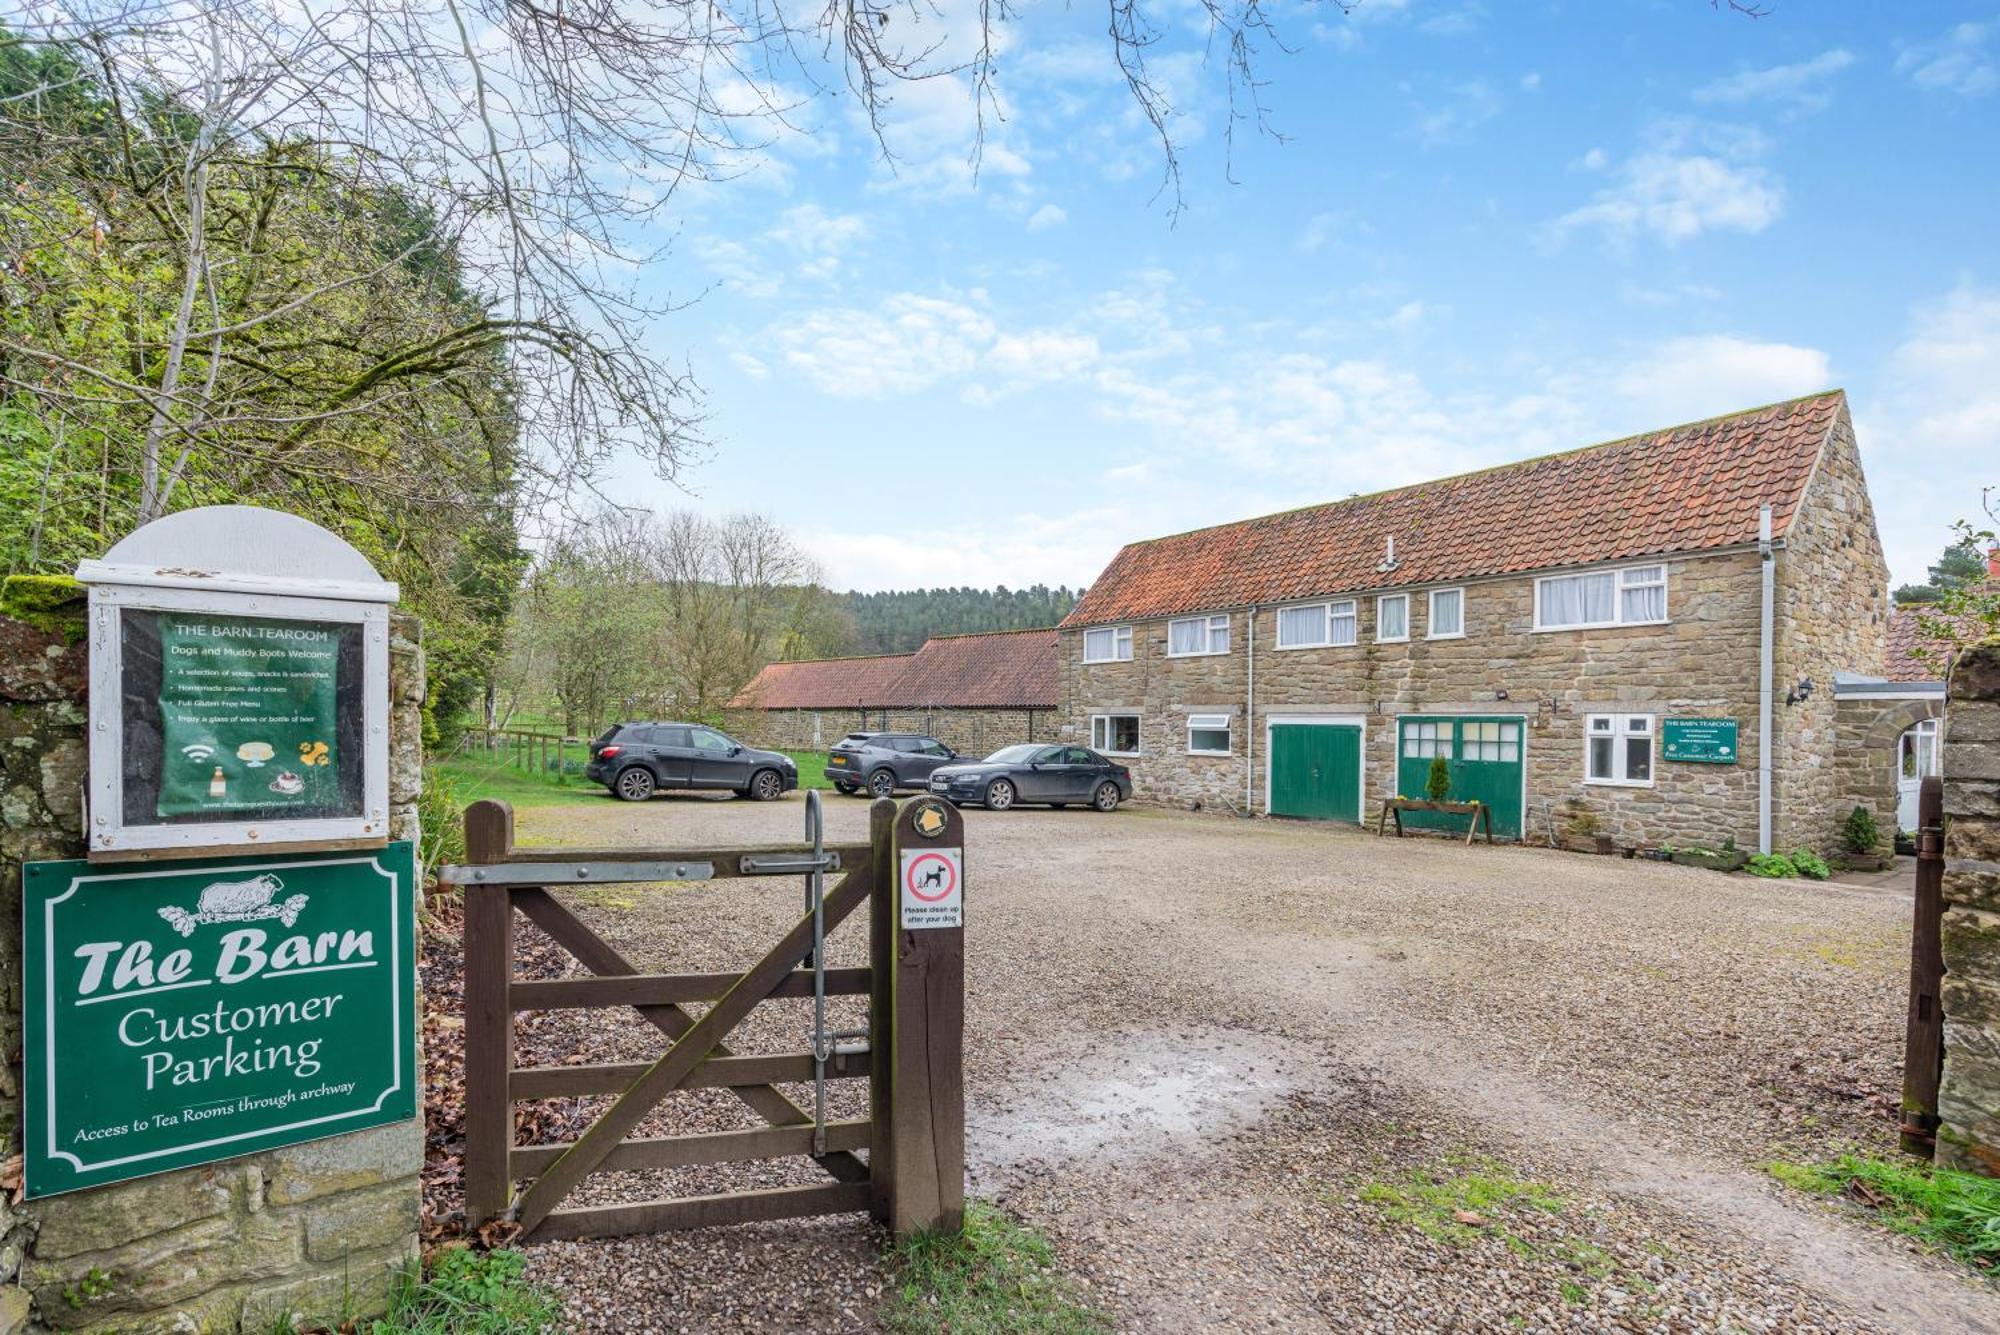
<box><xmin>463</xmin><ymin>792</ymin><xmax>1997</xmax><ymax>1332</ymax></box>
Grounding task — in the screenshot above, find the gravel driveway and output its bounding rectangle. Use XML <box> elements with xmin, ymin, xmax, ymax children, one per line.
<box><xmin>478</xmin><ymin>792</ymin><xmax>1997</xmax><ymax>1332</ymax></box>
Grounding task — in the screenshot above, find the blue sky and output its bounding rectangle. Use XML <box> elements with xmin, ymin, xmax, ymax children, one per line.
<box><xmin>607</xmin><ymin>1</ymin><xmax>1998</xmax><ymax>593</ymax></box>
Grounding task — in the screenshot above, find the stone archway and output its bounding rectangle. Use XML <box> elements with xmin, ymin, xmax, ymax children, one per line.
<box><xmin>1834</xmin><ymin>692</ymin><xmax>1945</xmax><ymax>846</ymax></box>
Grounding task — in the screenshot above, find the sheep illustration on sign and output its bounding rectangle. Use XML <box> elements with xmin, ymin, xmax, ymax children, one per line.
<box><xmin>158</xmin><ymin>874</ymin><xmax>310</xmax><ymax>937</ymax></box>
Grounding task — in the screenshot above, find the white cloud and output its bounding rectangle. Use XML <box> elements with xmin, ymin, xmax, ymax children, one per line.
<box><xmin>1520</xmin><ymin>72</ymin><xmax>1543</xmax><ymax>92</ymax></box>
<box><xmin>1553</xmin><ymin>122</ymin><xmax>1782</xmax><ymax>245</ymax></box>
<box><xmin>1693</xmin><ymin>49</ymin><xmax>1856</xmax><ymax>113</ymax></box>
<box><xmin>800</xmin><ymin>505</ymin><xmax>1130</xmax><ymax>591</ymax></box>
<box><xmin>1609</xmin><ymin>335</ymin><xmax>1832</xmax><ymax>425</ymax></box>
<box><xmin>769</xmin><ymin>294</ymin><xmax>997</xmax><ymax>398</ymax></box>
<box><xmin>1896</xmin><ymin>22</ymin><xmax>1997</xmax><ymax>97</ymax></box>
<box><xmin>730</xmin><ymin>352</ymin><xmax>771</xmax><ymax>379</ymax></box>
<box><xmin>1027</xmin><ymin>203</ymin><xmax>1068</xmax><ymax>231</ymax></box>
<box><xmin>1868</xmin><ymin>285</ymin><xmax>2000</xmax><ymax>584</ymax></box>
<box><xmin>1407</xmin><ymin>79</ymin><xmax>1502</xmax><ymax>145</ymax></box>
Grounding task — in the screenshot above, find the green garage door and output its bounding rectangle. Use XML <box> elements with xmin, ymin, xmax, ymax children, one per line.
<box><xmin>1396</xmin><ymin>716</ymin><xmax>1525</xmax><ymax>840</ymax></box>
<box><xmin>1269</xmin><ymin>723</ymin><xmax>1363</xmax><ymax>822</ymax></box>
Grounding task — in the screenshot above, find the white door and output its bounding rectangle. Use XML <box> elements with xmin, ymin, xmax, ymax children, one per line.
<box><xmin>1896</xmin><ymin>719</ymin><xmax>1940</xmax><ymax>832</ymax></box>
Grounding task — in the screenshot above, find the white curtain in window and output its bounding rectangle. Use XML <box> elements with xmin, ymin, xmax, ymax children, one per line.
<box><xmin>1378</xmin><ymin>597</ymin><xmax>1407</xmax><ymax>639</ymax></box>
<box><xmin>1169</xmin><ymin>620</ymin><xmax>1204</xmax><ymax>654</ymax></box>
<box><xmin>1277</xmin><ymin>605</ymin><xmax>1326</xmax><ymax>646</ymax></box>
<box><xmin>1330</xmin><ymin>602</ymin><xmax>1357</xmax><ymax>645</ymax></box>
<box><xmin>1616</xmin><ymin>579</ymin><xmax>1664</xmax><ymax>627</ymax></box>
<box><xmin>1208</xmin><ymin>616</ymin><xmax>1231</xmax><ymax>654</ymax></box>
<box><xmin>1541</xmin><ymin>572</ymin><xmax>1615</xmax><ymax>626</ymax></box>
<box><xmin>1431</xmin><ymin>589</ymin><xmax>1462</xmax><ymax>636</ymax></box>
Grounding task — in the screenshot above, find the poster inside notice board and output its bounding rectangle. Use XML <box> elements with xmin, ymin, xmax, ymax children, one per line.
<box><xmin>120</xmin><ymin>609</ymin><xmax>365</xmax><ymax>825</ymax></box>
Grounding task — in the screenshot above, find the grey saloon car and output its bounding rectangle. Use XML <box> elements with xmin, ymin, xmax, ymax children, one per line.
<box><xmin>824</xmin><ymin>732</ymin><xmax>960</xmax><ymax>798</ymax></box>
<box><xmin>927</xmin><ymin>744</ymin><xmax>1133</xmax><ymax>811</ymax></box>
<box><xmin>585</xmin><ymin>722</ymin><xmax>799</xmax><ymax>802</ymax></box>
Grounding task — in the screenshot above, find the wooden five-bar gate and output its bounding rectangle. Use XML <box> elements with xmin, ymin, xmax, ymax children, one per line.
<box><xmin>440</xmin><ymin>793</ymin><xmax>964</xmax><ymax>1241</ymax></box>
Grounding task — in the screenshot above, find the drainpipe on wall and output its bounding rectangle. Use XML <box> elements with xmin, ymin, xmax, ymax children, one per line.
<box><xmin>1245</xmin><ymin>604</ymin><xmax>1258</xmax><ymax>814</ymax></box>
<box><xmin>1758</xmin><ymin>503</ymin><xmax>1775</xmax><ymax>856</ymax></box>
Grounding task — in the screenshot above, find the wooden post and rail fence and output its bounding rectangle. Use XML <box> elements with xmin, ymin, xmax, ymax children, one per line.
<box><xmin>460</xmin><ymin>727</ymin><xmax>583</xmax><ymax>781</ymax></box>
<box><xmin>441</xmin><ymin>793</ymin><xmax>965</xmax><ymax>1240</ymax></box>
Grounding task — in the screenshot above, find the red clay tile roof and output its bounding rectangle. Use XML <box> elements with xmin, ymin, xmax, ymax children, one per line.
<box><xmin>1887</xmin><ymin>602</ymin><xmax>1988</xmax><ymax>683</ymax></box>
<box><xmin>730</xmin><ymin>653</ymin><xmax>913</xmax><ymax>710</ymax></box>
<box><xmin>729</xmin><ymin>628</ymin><xmax>1060</xmax><ymax>710</ymax></box>
<box><xmin>1063</xmin><ymin>392</ymin><xmax>1848</xmax><ymax>628</ymax></box>
<box><xmin>888</xmin><ymin>628</ymin><xmax>1060</xmax><ymax>708</ymax></box>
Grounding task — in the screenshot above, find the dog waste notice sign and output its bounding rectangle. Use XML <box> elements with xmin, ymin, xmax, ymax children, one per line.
<box><xmin>900</xmin><ymin>848</ymin><xmax>963</xmax><ymax>930</ymax></box>
<box><xmin>22</xmin><ymin>843</ymin><xmax>417</xmax><ymax>1198</ymax></box>
<box><xmin>153</xmin><ymin>612</ymin><xmax>343</xmax><ymax>818</ymax></box>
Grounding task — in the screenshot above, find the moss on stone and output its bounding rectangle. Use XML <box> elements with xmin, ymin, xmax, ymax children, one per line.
<box><xmin>0</xmin><ymin>575</ymin><xmax>87</xmax><ymax>642</ymax></box>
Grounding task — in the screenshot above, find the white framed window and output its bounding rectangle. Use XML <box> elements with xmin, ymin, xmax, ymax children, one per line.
<box><xmin>1083</xmin><ymin>625</ymin><xmax>1133</xmax><ymax>663</ymax></box>
<box><xmin>1585</xmin><ymin>713</ymin><xmax>1654</xmax><ymax>786</ymax></box>
<box><xmin>1401</xmin><ymin>719</ymin><xmax>1453</xmax><ymax>759</ymax></box>
<box><xmin>1187</xmin><ymin>714</ymin><xmax>1232</xmax><ymax>755</ymax></box>
<box><xmin>1091</xmin><ymin>713</ymin><xmax>1141</xmax><ymax>755</ymax></box>
<box><xmin>1376</xmin><ymin>594</ymin><xmax>1409</xmax><ymax>643</ymax></box>
<box><xmin>1168</xmin><ymin>614</ymin><xmax>1231</xmax><ymax>657</ymax></box>
<box><xmin>1275</xmin><ymin>600</ymin><xmax>1358</xmax><ymax>649</ymax></box>
<box><xmin>1460</xmin><ymin>720</ymin><xmax>1521</xmax><ymax>762</ymax></box>
<box><xmin>1535</xmin><ymin>564</ymin><xmax>1669</xmax><ymax>630</ymax></box>
<box><xmin>1428</xmin><ymin>587</ymin><xmax>1464</xmax><ymax>639</ymax></box>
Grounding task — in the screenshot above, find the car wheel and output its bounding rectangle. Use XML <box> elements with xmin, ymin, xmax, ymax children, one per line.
<box><xmin>1093</xmin><ymin>782</ymin><xmax>1121</xmax><ymax>813</ymax></box>
<box><xmin>869</xmin><ymin>769</ymin><xmax>897</xmax><ymax>799</ymax></box>
<box><xmin>985</xmin><ymin>778</ymin><xmax>1016</xmax><ymax>811</ymax></box>
<box><xmin>834</xmin><ymin>781</ymin><xmax>859</xmax><ymax>795</ymax></box>
<box><xmin>614</xmin><ymin>767</ymin><xmax>656</xmax><ymax>802</ymax></box>
<box><xmin>746</xmin><ymin>768</ymin><xmax>784</xmax><ymax>802</ymax></box>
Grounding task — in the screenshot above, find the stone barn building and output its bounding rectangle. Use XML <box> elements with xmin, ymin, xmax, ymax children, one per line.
<box><xmin>1059</xmin><ymin>391</ymin><xmax>1907</xmax><ymax>853</ymax></box>
<box><xmin>727</xmin><ymin>627</ymin><xmax>1059</xmax><ymax>757</ymax></box>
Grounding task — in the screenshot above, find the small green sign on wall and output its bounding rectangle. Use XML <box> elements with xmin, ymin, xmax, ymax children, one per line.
<box><xmin>1662</xmin><ymin>717</ymin><xmax>1740</xmax><ymax>765</ymax></box>
<box><xmin>23</xmin><ymin>843</ymin><xmax>417</xmax><ymax>1198</ymax></box>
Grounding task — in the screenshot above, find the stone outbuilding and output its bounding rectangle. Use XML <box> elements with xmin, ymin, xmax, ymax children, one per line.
<box><xmin>1059</xmin><ymin>391</ymin><xmax>1905</xmax><ymax>854</ymax></box>
<box><xmin>726</xmin><ymin>627</ymin><xmax>1059</xmax><ymax>758</ymax></box>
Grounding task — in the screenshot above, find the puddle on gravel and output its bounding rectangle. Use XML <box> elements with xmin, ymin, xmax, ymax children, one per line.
<box><xmin>968</xmin><ymin>1028</ymin><xmax>1330</xmax><ymax>1181</ymax></box>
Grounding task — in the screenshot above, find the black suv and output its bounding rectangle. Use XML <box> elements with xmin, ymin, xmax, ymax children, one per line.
<box><xmin>586</xmin><ymin>723</ymin><xmax>799</xmax><ymax>802</ymax></box>
<box><xmin>825</xmin><ymin>732</ymin><xmax>960</xmax><ymax>798</ymax></box>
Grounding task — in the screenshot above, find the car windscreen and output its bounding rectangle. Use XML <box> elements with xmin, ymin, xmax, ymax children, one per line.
<box><xmin>984</xmin><ymin>745</ymin><xmax>1043</xmax><ymax>764</ymax></box>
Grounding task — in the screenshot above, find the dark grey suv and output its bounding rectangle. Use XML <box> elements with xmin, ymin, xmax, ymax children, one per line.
<box><xmin>586</xmin><ymin>722</ymin><xmax>799</xmax><ymax>802</ymax></box>
<box><xmin>824</xmin><ymin>732</ymin><xmax>960</xmax><ymax>798</ymax></box>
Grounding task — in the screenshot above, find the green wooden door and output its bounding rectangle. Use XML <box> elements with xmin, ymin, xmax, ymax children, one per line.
<box><xmin>1395</xmin><ymin>716</ymin><xmax>1525</xmax><ymax>839</ymax></box>
<box><xmin>1269</xmin><ymin>724</ymin><xmax>1362</xmax><ymax>822</ymax></box>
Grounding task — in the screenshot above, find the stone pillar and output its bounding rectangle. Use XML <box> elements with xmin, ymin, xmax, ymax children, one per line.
<box><xmin>1939</xmin><ymin>638</ymin><xmax>2000</xmax><ymax>1175</ymax></box>
<box><xmin>0</xmin><ymin>587</ymin><xmax>427</xmax><ymax>1331</ymax></box>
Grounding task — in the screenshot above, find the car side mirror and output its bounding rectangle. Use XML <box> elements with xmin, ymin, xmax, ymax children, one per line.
<box><xmin>729</xmin><ymin>745</ymin><xmax>742</xmax><ymax>756</ymax></box>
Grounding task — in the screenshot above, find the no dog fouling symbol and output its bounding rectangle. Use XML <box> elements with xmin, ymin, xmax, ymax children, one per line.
<box><xmin>899</xmin><ymin>848</ymin><xmax>963</xmax><ymax>929</ymax></box>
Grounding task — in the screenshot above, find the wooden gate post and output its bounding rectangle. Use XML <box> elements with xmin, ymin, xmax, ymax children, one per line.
<box><xmin>463</xmin><ymin>799</ymin><xmax>516</xmax><ymax>1225</ymax></box>
<box><xmin>868</xmin><ymin>797</ymin><xmax>897</xmax><ymax>1225</ymax></box>
<box><xmin>1903</xmin><ymin>775</ymin><xmax>1946</xmax><ymax>1157</ymax></box>
<box><xmin>884</xmin><ymin>795</ymin><xmax>966</xmax><ymax>1237</ymax></box>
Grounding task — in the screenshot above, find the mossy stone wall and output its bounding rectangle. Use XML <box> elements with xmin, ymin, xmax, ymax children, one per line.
<box><xmin>0</xmin><ymin>604</ymin><xmax>427</xmax><ymax>1332</ymax></box>
<box><xmin>1939</xmin><ymin>637</ymin><xmax>2000</xmax><ymax>1176</ymax></box>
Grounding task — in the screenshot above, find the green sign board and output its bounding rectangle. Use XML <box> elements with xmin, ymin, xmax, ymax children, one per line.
<box><xmin>155</xmin><ymin>612</ymin><xmax>344</xmax><ymax>819</ymax></box>
<box><xmin>23</xmin><ymin>843</ymin><xmax>417</xmax><ymax>1198</ymax></box>
<box><xmin>1662</xmin><ymin>717</ymin><xmax>1740</xmax><ymax>765</ymax></box>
